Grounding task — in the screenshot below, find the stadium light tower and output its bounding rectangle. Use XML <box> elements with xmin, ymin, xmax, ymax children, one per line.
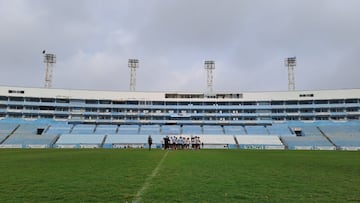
<box><xmin>204</xmin><ymin>60</ymin><xmax>215</xmax><ymax>93</ymax></box>
<box><xmin>43</xmin><ymin>51</ymin><xmax>56</xmax><ymax>88</ymax></box>
<box><xmin>285</xmin><ymin>57</ymin><xmax>296</xmax><ymax>91</ymax></box>
<box><xmin>128</xmin><ymin>59</ymin><xmax>139</xmax><ymax>91</ymax></box>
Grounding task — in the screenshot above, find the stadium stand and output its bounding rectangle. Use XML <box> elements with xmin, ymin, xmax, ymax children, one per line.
<box><xmin>319</xmin><ymin>125</ymin><xmax>360</xmax><ymax>150</ymax></box>
<box><xmin>103</xmin><ymin>134</ymin><xmax>164</xmax><ymax>148</ymax></box>
<box><xmin>236</xmin><ymin>135</ymin><xmax>285</xmax><ymax>149</ymax></box>
<box><xmin>267</xmin><ymin>124</ymin><xmax>294</xmax><ymax>136</ymax></box>
<box><xmin>95</xmin><ymin>124</ymin><xmax>118</xmax><ymax>134</ymax></box>
<box><xmin>0</xmin><ymin>84</ymin><xmax>359</xmax><ymax>150</ymax></box>
<box><xmin>182</xmin><ymin>125</ymin><xmax>202</xmax><ymax>134</ymax></box>
<box><xmin>280</xmin><ymin>124</ymin><xmax>335</xmax><ymax>150</ymax></box>
<box><xmin>55</xmin><ymin>134</ymin><xmax>105</xmax><ymax>148</ymax></box>
<box><xmin>294</xmin><ymin>125</ymin><xmax>323</xmax><ymax>136</ymax></box>
<box><xmin>0</xmin><ymin>123</ymin><xmax>18</xmax><ymax>143</ymax></box>
<box><xmin>71</xmin><ymin>124</ymin><xmax>96</xmax><ymax>134</ymax></box>
<box><xmin>198</xmin><ymin>135</ymin><xmax>236</xmax><ymax>149</ymax></box>
<box><xmin>44</xmin><ymin>123</ymin><xmax>72</xmax><ymax>135</ymax></box>
<box><xmin>139</xmin><ymin>124</ymin><xmax>160</xmax><ymax>135</ymax></box>
<box><xmin>161</xmin><ymin>125</ymin><xmax>181</xmax><ymax>135</ymax></box>
<box><xmin>202</xmin><ymin>125</ymin><xmax>224</xmax><ymax>134</ymax></box>
<box><xmin>118</xmin><ymin>125</ymin><xmax>139</xmax><ymax>135</ymax></box>
<box><xmin>281</xmin><ymin>136</ymin><xmax>335</xmax><ymax>150</ymax></box>
<box><xmin>2</xmin><ymin>123</ymin><xmax>57</xmax><ymax>148</ymax></box>
<box><xmin>223</xmin><ymin>125</ymin><xmax>246</xmax><ymax>135</ymax></box>
<box><xmin>245</xmin><ymin>126</ymin><xmax>269</xmax><ymax>135</ymax></box>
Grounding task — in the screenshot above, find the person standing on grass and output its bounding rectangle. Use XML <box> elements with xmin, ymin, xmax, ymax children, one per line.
<box><xmin>148</xmin><ymin>135</ymin><xmax>153</xmax><ymax>151</ymax></box>
<box><xmin>164</xmin><ymin>136</ymin><xmax>169</xmax><ymax>149</ymax></box>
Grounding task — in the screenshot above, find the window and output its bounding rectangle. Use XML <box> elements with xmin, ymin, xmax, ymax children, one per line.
<box><xmin>345</xmin><ymin>99</ymin><xmax>358</xmax><ymax>104</ymax></box>
<box><xmin>286</xmin><ymin>109</ymin><xmax>298</xmax><ymax>113</ymax></box>
<box><xmin>9</xmin><ymin>106</ymin><xmax>23</xmax><ymax>110</ymax></box>
<box><xmin>39</xmin><ymin>106</ymin><xmax>55</xmax><ymax>111</ymax></box>
<box><xmin>314</xmin><ymin>100</ymin><xmax>328</xmax><ymax>104</ymax></box>
<box><xmin>316</xmin><ymin>116</ymin><xmax>329</xmax><ymax>120</ymax></box>
<box><xmin>330</xmin><ymin>108</ymin><xmax>344</xmax><ymax>112</ymax></box>
<box><xmin>85</xmin><ymin>100</ymin><xmax>98</xmax><ymax>104</ymax></box>
<box><xmin>315</xmin><ymin>108</ymin><xmax>328</xmax><ymax>113</ymax></box>
<box><xmin>56</xmin><ymin>99</ymin><xmax>69</xmax><ymax>103</ymax></box>
<box><xmin>99</xmin><ymin>100</ymin><xmax>111</xmax><ymax>104</ymax></box>
<box><xmin>152</xmin><ymin>101</ymin><xmax>164</xmax><ymax>105</ymax></box>
<box><xmin>299</xmin><ymin>101</ymin><xmax>313</xmax><ymax>105</ymax></box>
<box><xmin>272</xmin><ymin>109</ymin><xmax>284</xmax><ymax>113</ymax></box>
<box><xmin>9</xmin><ymin>97</ymin><xmax>23</xmax><ymax>102</ymax></box>
<box><xmin>346</xmin><ymin>108</ymin><xmax>358</xmax><ymax>112</ymax></box>
<box><xmin>25</xmin><ymin>97</ymin><xmax>40</xmax><ymax>102</ymax></box>
<box><xmin>55</xmin><ymin>115</ymin><xmax>68</xmax><ymax>119</ymax></box>
<box><xmin>300</xmin><ymin>109</ymin><xmax>313</xmax><ymax>113</ymax></box>
<box><xmin>41</xmin><ymin>98</ymin><xmax>55</xmax><ymax>103</ymax></box>
<box><xmin>243</xmin><ymin>101</ymin><xmax>256</xmax><ymax>106</ymax></box>
<box><xmin>329</xmin><ymin>100</ymin><xmax>344</xmax><ymax>104</ymax></box>
<box><xmin>271</xmin><ymin>101</ymin><xmax>284</xmax><ymax>105</ymax></box>
<box><xmin>285</xmin><ymin>101</ymin><xmax>298</xmax><ymax>105</ymax></box>
<box><xmin>348</xmin><ymin>116</ymin><xmax>359</xmax><ymax>120</ymax></box>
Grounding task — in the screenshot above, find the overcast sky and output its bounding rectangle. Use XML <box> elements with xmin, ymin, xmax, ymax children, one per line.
<box><xmin>0</xmin><ymin>0</ymin><xmax>359</xmax><ymax>92</ymax></box>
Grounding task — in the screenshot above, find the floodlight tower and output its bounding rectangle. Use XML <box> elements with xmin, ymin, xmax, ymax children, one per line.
<box><xmin>43</xmin><ymin>52</ymin><xmax>56</xmax><ymax>88</ymax></box>
<box><xmin>204</xmin><ymin>60</ymin><xmax>215</xmax><ymax>93</ymax></box>
<box><xmin>128</xmin><ymin>59</ymin><xmax>139</xmax><ymax>91</ymax></box>
<box><xmin>285</xmin><ymin>57</ymin><xmax>296</xmax><ymax>91</ymax></box>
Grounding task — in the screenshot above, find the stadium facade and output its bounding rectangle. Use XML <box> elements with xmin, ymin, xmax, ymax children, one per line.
<box><xmin>0</xmin><ymin>85</ymin><xmax>360</xmax><ymax>150</ymax></box>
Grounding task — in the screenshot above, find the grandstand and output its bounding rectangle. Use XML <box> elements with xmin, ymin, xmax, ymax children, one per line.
<box><xmin>236</xmin><ymin>135</ymin><xmax>285</xmax><ymax>150</ymax></box>
<box><xmin>0</xmin><ymin>85</ymin><xmax>359</xmax><ymax>150</ymax></box>
<box><xmin>55</xmin><ymin>134</ymin><xmax>105</xmax><ymax>148</ymax></box>
<box><xmin>0</xmin><ymin>122</ymin><xmax>57</xmax><ymax>148</ymax></box>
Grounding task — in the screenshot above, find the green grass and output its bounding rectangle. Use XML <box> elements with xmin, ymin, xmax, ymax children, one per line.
<box><xmin>0</xmin><ymin>149</ymin><xmax>359</xmax><ymax>202</ymax></box>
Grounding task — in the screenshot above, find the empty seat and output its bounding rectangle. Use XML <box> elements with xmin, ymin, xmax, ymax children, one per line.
<box><xmin>161</xmin><ymin>125</ymin><xmax>181</xmax><ymax>135</ymax></box>
<box><xmin>319</xmin><ymin>125</ymin><xmax>360</xmax><ymax>149</ymax></box>
<box><xmin>0</xmin><ymin>123</ymin><xmax>18</xmax><ymax>142</ymax></box>
<box><xmin>223</xmin><ymin>126</ymin><xmax>246</xmax><ymax>135</ymax></box>
<box><xmin>267</xmin><ymin>124</ymin><xmax>293</xmax><ymax>136</ymax></box>
<box><xmin>202</xmin><ymin>125</ymin><xmax>223</xmax><ymax>134</ymax></box>
<box><xmin>55</xmin><ymin>134</ymin><xmax>105</xmax><ymax>148</ymax></box>
<box><xmin>44</xmin><ymin>123</ymin><xmax>72</xmax><ymax>135</ymax></box>
<box><xmin>281</xmin><ymin>136</ymin><xmax>333</xmax><ymax>150</ymax></box>
<box><xmin>245</xmin><ymin>126</ymin><xmax>269</xmax><ymax>135</ymax></box>
<box><xmin>182</xmin><ymin>125</ymin><xmax>202</xmax><ymax>134</ymax></box>
<box><xmin>4</xmin><ymin>134</ymin><xmax>57</xmax><ymax>147</ymax></box>
<box><xmin>104</xmin><ymin>134</ymin><xmax>164</xmax><ymax>148</ymax></box>
<box><xmin>236</xmin><ymin>135</ymin><xmax>283</xmax><ymax>145</ymax></box>
<box><xmin>118</xmin><ymin>125</ymin><xmax>139</xmax><ymax>135</ymax></box>
<box><xmin>198</xmin><ymin>135</ymin><xmax>236</xmax><ymax>149</ymax></box>
<box><xmin>71</xmin><ymin>124</ymin><xmax>95</xmax><ymax>134</ymax></box>
<box><xmin>95</xmin><ymin>124</ymin><xmax>118</xmax><ymax>134</ymax></box>
<box><xmin>139</xmin><ymin>125</ymin><xmax>160</xmax><ymax>135</ymax></box>
<box><xmin>4</xmin><ymin>123</ymin><xmax>55</xmax><ymax>147</ymax></box>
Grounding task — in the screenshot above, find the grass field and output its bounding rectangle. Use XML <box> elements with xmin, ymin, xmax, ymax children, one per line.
<box><xmin>0</xmin><ymin>149</ymin><xmax>359</xmax><ymax>202</ymax></box>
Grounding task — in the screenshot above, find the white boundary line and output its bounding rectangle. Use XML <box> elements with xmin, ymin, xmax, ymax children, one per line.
<box><xmin>132</xmin><ymin>150</ymin><xmax>169</xmax><ymax>203</ymax></box>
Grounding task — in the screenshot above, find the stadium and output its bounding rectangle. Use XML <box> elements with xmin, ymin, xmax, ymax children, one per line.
<box><xmin>0</xmin><ymin>57</ymin><xmax>359</xmax><ymax>202</ymax></box>
<box><xmin>1</xmin><ymin>1</ymin><xmax>360</xmax><ymax>201</ymax></box>
<box><xmin>0</xmin><ymin>84</ymin><xmax>360</xmax><ymax>150</ymax></box>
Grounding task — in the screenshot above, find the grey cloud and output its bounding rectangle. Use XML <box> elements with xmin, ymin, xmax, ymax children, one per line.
<box><xmin>0</xmin><ymin>0</ymin><xmax>359</xmax><ymax>92</ymax></box>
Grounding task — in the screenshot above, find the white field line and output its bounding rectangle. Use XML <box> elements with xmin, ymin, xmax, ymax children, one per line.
<box><xmin>132</xmin><ymin>150</ymin><xmax>169</xmax><ymax>203</ymax></box>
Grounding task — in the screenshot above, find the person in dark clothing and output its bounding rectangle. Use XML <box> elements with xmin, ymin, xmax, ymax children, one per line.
<box><xmin>148</xmin><ymin>135</ymin><xmax>153</xmax><ymax>151</ymax></box>
<box><xmin>164</xmin><ymin>136</ymin><xmax>170</xmax><ymax>149</ymax></box>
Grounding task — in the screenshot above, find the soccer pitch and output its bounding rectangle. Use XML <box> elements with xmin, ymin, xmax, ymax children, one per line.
<box><xmin>0</xmin><ymin>149</ymin><xmax>359</xmax><ymax>202</ymax></box>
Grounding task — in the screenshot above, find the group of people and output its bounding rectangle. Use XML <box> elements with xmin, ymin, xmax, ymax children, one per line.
<box><xmin>162</xmin><ymin>136</ymin><xmax>202</xmax><ymax>150</ymax></box>
<box><xmin>147</xmin><ymin>135</ymin><xmax>203</xmax><ymax>150</ymax></box>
